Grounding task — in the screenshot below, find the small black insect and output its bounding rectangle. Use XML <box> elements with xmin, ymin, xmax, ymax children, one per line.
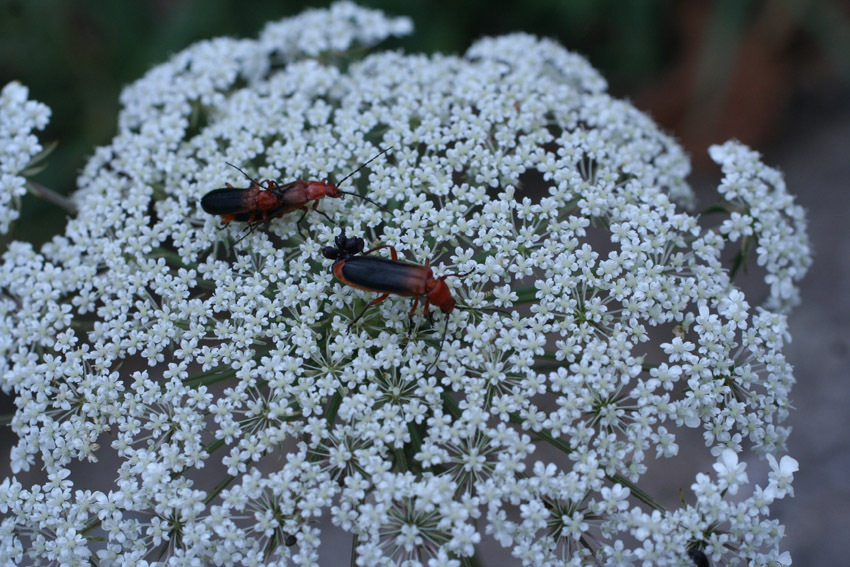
<box><xmin>688</xmin><ymin>548</ymin><xmax>710</xmax><ymax>567</ymax></box>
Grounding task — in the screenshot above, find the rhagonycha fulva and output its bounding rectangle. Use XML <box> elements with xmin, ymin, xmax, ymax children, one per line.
<box><xmin>322</xmin><ymin>230</ymin><xmax>488</xmax><ymax>370</ymax></box>
<box><xmin>200</xmin><ymin>147</ymin><xmax>391</xmax><ymax>241</ymax></box>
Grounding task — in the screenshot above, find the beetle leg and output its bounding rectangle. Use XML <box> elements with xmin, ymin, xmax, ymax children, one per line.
<box><xmin>404</xmin><ymin>296</ymin><xmax>421</xmax><ymax>336</ymax></box>
<box><xmin>233</xmin><ymin>221</ymin><xmax>260</xmax><ymax>245</ymax></box>
<box><xmin>314</xmin><ymin>208</ymin><xmax>335</xmax><ymax>226</ymax></box>
<box><xmin>350</xmin><ymin>293</ymin><xmax>390</xmax><ymax>327</ymax></box>
<box><xmin>294</xmin><ymin>207</ymin><xmax>309</xmax><ymax>239</ymax></box>
<box><xmin>408</xmin><ymin>296</ymin><xmax>420</xmax><ymax>320</ymax></box>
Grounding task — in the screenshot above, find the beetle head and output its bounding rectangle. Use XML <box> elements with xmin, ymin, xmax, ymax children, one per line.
<box><xmin>323</xmin><ymin>230</ymin><xmax>365</xmax><ymax>261</ymax></box>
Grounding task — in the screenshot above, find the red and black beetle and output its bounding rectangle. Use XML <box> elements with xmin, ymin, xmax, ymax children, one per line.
<box><xmin>200</xmin><ymin>148</ymin><xmax>390</xmax><ymax>239</ymax></box>
<box><xmin>323</xmin><ymin>231</ymin><xmax>509</xmax><ymax>370</ymax></box>
<box><xmin>322</xmin><ymin>231</ymin><xmax>469</xmax><ymax>327</ymax></box>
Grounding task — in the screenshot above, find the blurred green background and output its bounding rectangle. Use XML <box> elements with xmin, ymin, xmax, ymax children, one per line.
<box><xmin>1</xmin><ymin>0</ymin><xmax>847</xmax><ymax>246</ymax></box>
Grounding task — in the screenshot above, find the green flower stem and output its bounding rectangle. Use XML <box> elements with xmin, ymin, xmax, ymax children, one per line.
<box><xmin>729</xmin><ymin>234</ymin><xmax>754</xmax><ymax>281</ymax></box>
<box><xmin>25</xmin><ymin>180</ymin><xmax>77</xmax><ymax>215</ymax></box>
<box><xmin>407</xmin><ymin>421</ymin><xmax>425</xmax><ymax>466</ymax></box>
<box><xmin>535</xmin><ymin>351</ymin><xmax>560</xmax><ymax>361</ymax></box>
<box><xmin>183</xmin><ymin>367</ymin><xmax>238</xmax><ymax>388</ymax></box>
<box><xmin>325</xmin><ymin>390</ymin><xmax>343</xmax><ymax>427</ymax></box>
<box><xmin>393</xmin><ymin>447</ymin><xmax>409</xmax><ymax>472</ymax></box>
<box><xmin>350</xmin><ymin>533</ymin><xmax>359</xmax><ymax>567</ymax></box>
<box><xmin>511</xmin><ymin>285</ymin><xmax>539</xmax><ymax>304</ymax></box>
<box><xmin>150</xmin><ymin>247</ymin><xmax>196</xmax><ymax>271</ymax></box>
<box><xmin>440</xmin><ymin>391</ymin><xmax>463</xmax><ymax>419</ymax></box>
<box><xmin>203</xmin><ymin>471</ymin><xmax>236</xmax><ymax>506</ymax></box>
<box><xmin>460</xmin><ymin>549</ymin><xmax>483</xmax><ymax>567</ymax></box>
<box><xmin>608</xmin><ymin>473</ymin><xmax>665</xmax><ymax>512</ymax></box>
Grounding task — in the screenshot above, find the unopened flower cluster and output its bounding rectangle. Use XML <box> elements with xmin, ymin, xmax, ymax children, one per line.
<box><xmin>0</xmin><ymin>82</ymin><xmax>51</xmax><ymax>234</ymax></box>
<box><xmin>0</xmin><ymin>3</ymin><xmax>809</xmax><ymax>566</ymax></box>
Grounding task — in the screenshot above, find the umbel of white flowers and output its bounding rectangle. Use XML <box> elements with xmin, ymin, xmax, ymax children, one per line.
<box><xmin>0</xmin><ymin>3</ymin><xmax>808</xmax><ymax>567</ymax></box>
<box><xmin>0</xmin><ymin>82</ymin><xmax>51</xmax><ymax>234</ymax></box>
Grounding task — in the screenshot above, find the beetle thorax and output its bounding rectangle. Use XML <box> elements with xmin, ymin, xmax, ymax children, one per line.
<box><xmin>427</xmin><ymin>278</ymin><xmax>456</xmax><ymax>313</ymax></box>
<box><xmin>305</xmin><ymin>180</ymin><xmax>340</xmax><ymax>200</ymax></box>
<box><xmin>252</xmin><ymin>189</ymin><xmax>281</xmax><ymax>211</ymax></box>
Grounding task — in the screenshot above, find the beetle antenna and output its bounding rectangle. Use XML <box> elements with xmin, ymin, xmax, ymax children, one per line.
<box><xmin>232</xmin><ymin>222</ymin><xmax>262</xmax><ymax>245</ymax></box>
<box><xmin>334</xmin><ymin>146</ymin><xmax>393</xmax><ymax>188</ymax></box>
<box><xmin>336</xmin><ymin>191</ymin><xmax>383</xmax><ymax>207</ymax></box>
<box><xmin>225</xmin><ymin>162</ymin><xmax>258</xmax><ymax>184</ymax></box>
<box><xmin>455</xmin><ymin>304</ymin><xmax>509</xmax><ymax>314</ymax></box>
<box><xmin>336</xmin><ymin>190</ymin><xmax>390</xmax><ymax>213</ymax></box>
<box><xmin>441</xmin><ymin>270</ymin><xmax>475</xmax><ymax>280</ymax></box>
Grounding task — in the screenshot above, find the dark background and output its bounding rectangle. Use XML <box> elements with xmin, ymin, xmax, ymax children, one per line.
<box><xmin>1</xmin><ymin>1</ymin><xmax>848</xmax><ymax>564</ymax></box>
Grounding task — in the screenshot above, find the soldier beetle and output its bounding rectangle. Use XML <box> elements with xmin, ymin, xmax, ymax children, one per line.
<box><xmin>200</xmin><ymin>147</ymin><xmax>391</xmax><ymax>240</ymax></box>
<box><xmin>322</xmin><ymin>230</ymin><xmax>492</xmax><ymax>370</ymax></box>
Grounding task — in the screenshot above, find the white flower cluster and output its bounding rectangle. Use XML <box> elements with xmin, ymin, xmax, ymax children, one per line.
<box><xmin>0</xmin><ymin>82</ymin><xmax>51</xmax><ymax>234</ymax></box>
<box><xmin>0</xmin><ymin>3</ymin><xmax>809</xmax><ymax>566</ymax></box>
<box><xmin>709</xmin><ymin>141</ymin><xmax>811</xmax><ymax>311</ymax></box>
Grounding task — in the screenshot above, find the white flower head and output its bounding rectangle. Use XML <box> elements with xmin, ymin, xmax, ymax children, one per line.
<box><xmin>0</xmin><ymin>81</ymin><xmax>52</xmax><ymax>234</ymax></box>
<box><xmin>0</xmin><ymin>3</ymin><xmax>810</xmax><ymax>566</ymax></box>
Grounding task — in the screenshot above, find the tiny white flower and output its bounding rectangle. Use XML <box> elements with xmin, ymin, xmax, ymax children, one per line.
<box><xmin>713</xmin><ymin>449</ymin><xmax>749</xmax><ymax>495</ymax></box>
<box><xmin>765</xmin><ymin>454</ymin><xmax>798</xmax><ymax>499</ymax></box>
